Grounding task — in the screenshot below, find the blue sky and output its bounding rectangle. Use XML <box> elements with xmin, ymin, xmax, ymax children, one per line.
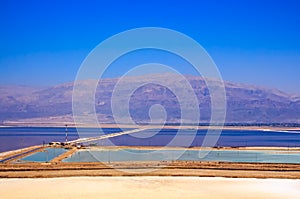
<box><xmin>0</xmin><ymin>0</ymin><xmax>299</xmax><ymax>93</ymax></box>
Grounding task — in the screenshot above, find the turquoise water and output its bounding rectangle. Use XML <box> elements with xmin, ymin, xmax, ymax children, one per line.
<box><xmin>21</xmin><ymin>148</ymin><xmax>67</xmax><ymax>162</ymax></box>
<box><xmin>63</xmin><ymin>149</ymin><xmax>300</xmax><ymax>164</ymax></box>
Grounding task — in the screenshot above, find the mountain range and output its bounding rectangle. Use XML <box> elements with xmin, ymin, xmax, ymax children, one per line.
<box><xmin>1</xmin><ymin>73</ymin><xmax>300</xmax><ymax>125</ymax></box>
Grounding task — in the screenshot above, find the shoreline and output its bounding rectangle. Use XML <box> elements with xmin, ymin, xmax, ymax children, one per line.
<box><xmin>1</xmin><ymin>123</ymin><xmax>300</xmax><ymax>131</ymax></box>
<box><xmin>81</xmin><ymin>145</ymin><xmax>300</xmax><ymax>151</ymax></box>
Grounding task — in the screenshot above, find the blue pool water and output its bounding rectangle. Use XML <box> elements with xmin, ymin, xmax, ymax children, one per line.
<box><xmin>20</xmin><ymin>148</ymin><xmax>67</xmax><ymax>162</ymax></box>
<box><xmin>63</xmin><ymin>149</ymin><xmax>300</xmax><ymax>164</ymax></box>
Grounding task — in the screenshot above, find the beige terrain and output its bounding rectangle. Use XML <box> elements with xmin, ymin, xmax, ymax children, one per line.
<box><xmin>1</xmin><ymin>177</ymin><xmax>300</xmax><ymax>199</ymax></box>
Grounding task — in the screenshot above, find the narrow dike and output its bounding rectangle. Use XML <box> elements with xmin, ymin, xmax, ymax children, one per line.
<box><xmin>50</xmin><ymin>147</ymin><xmax>77</xmax><ymax>163</ymax></box>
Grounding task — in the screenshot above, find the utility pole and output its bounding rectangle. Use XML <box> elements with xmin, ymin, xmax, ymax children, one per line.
<box><xmin>65</xmin><ymin>124</ymin><xmax>68</xmax><ymax>143</ymax></box>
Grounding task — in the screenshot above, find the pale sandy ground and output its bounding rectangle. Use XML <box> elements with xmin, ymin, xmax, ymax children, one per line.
<box><xmin>0</xmin><ymin>177</ymin><xmax>300</xmax><ymax>199</ymax></box>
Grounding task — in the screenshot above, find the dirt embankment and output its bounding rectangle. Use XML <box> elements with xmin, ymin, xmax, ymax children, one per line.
<box><xmin>1</xmin><ymin>161</ymin><xmax>300</xmax><ymax>179</ymax></box>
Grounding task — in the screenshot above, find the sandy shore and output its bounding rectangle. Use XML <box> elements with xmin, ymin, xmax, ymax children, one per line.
<box><xmin>0</xmin><ymin>177</ymin><xmax>299</xmax><ymax>199</ymax></box>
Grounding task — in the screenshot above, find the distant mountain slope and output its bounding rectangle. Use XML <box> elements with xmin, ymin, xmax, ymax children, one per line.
<box><xmin>1</xmin><ymin>74</ymin><xmax>299</xmax><ymax>124</ymax></box>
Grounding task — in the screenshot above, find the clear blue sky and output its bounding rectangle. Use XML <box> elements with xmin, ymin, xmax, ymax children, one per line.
<box><xmin>0</xmin><ymin>0</ymin><xmax>299</xmax><ymax>93</ymax></box>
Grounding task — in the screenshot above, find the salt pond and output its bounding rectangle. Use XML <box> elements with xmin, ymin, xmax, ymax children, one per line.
<box><xmin>20</xmin><ymin>148</ymin><xmax>67</xmax><ymax>162</ymax></box>
<box><xmin>63</xmin><ymin>148</ymin><xmax>300</xmax><ymax>164</ymax></box>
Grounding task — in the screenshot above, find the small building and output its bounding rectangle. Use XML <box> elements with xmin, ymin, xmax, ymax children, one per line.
<box><xmin>49</xmin><ymin>142</ymin><xmax>62</xmax><ymax>146</ymax></box>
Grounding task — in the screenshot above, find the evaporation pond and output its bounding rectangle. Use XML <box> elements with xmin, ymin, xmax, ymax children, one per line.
<box><xmin>63</xmin><ymin>149</ymin><xmax>300</xmax><ymax>164</ymax></box>
<box><xmin>20</xmin><ymin>148</ymin><xmax>67</xmax><ymax>162</ymax></box>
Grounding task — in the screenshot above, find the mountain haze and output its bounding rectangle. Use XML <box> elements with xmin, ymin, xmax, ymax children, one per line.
<box><xmin>1</xmin><ymin>74</ymin><xmax>299</xmax><ymax>125</ymax></box>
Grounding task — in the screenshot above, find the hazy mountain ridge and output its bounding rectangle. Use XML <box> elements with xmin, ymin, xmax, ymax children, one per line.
<box><xmin>1</xmin><ymin>74</ymin><xmax>299</xmax><ymax>124</ymax></box>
